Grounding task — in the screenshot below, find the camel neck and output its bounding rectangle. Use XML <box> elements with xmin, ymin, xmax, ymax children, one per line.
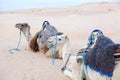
<box><xmin>62</xmin><ymin>41</ymin><xmax>70</xmax><ymax>62</ymax></box>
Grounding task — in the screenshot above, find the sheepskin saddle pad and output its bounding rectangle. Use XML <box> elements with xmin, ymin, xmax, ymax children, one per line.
<box><xmin>85</xmin><ymin>35</ymin><xmax>120</xmax><ymax>77</ymax></box>
<box><xmin>41</xmin><ymin>24</ymin><xmax>63</xmax><ymax>48</ymax></box>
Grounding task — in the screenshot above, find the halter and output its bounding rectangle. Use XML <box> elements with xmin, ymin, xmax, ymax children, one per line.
<box><xmin>9</xmin><ymin>25</ymin><xmax>22</xmax><ymax>54</ymax></box>
<box><xmin>49</xmin><ymin>35</ymin><xmax>58</xmax><ymax>64</ymax></box>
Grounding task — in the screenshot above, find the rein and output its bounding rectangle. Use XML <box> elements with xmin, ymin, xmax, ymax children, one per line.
<box><xmin>49</xmin><ymin>35</ymin><xmax>58</xmax><ymax>64</ymax></box>
<box><xmin>52</xmin><ymin>35</ymin><xmax>57</xmax><ymax>64</ymax></box>
<box><xmin>61</xmin><ymin>54</ymin><xmax>72</xmax><ymax>72</ymax></box>
<box><xmin>9</xmin><ymin>26</ymin><xmax>22</xmax><ymax>54</ymax></box>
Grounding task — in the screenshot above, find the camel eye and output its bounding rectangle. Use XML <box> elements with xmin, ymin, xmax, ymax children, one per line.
<box><xmin>59</xmin><ymin>38</ymin><xmax>62</xmax><ymax>41</ymax></box>
<box><xmin>21</xmin><ymin>24</ymin><xmax>24</xmax><ymax>26</ymax></box>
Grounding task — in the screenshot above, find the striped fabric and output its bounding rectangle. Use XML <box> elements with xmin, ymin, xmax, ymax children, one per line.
<box><xmin>114</xmin><ymin>52</ymin><xmax>120</xmax><ymax>64</ymax></box>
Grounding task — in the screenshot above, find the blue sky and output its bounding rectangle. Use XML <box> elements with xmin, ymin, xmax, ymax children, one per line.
<box><xmin>0</xmin><ymin>0</ymin><xmax>120</xmax><ymax>11</ymax></box>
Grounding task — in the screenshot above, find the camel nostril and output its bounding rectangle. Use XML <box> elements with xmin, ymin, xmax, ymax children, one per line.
<box><xmin>48</xmin><ymin>40</ymin><xmax>53</xmax><ymax>43</ymax></box>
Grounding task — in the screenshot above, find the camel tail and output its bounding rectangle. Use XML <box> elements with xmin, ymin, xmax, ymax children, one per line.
<box><xmin>30</xmin><ymin>32</ymin><xmax>39</xmax><ymax>52</ymax></box>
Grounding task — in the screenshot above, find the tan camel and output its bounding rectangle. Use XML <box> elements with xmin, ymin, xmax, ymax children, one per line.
<box><xmin>15</xmin><ymin>22</ymin><xmax>64</xmax><ymax>59</ymax></box>
<box><xmin>47</xmin><ymin>35</ymin><xmax>82</xmax><ymax>80</ymax></box>
<box><xmin>46</xmin><ymin>35</ymin><xmax>68</xmax><ymax>58</ymax></box>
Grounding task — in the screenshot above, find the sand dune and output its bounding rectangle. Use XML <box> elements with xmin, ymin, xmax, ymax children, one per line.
<box><xmin>0</xmin><ymin>2</ymin><xmax>120</xmax><ymax>80</ymax></box>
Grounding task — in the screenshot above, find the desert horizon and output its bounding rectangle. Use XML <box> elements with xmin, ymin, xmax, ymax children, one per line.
<box><xmin>0</xmin><ymin>2</ymin><xmax>120</xmax><ymax>80</ymax></box>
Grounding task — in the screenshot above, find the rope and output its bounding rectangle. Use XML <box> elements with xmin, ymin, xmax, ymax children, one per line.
<box><xmin>61</xmin><ymin>54</ymin><xmax>72</xmax><ymax>71</ymax></box>
<box><xmin>106</xmin><ymin>76</ymin><xmax>112</xmax><ymax>80</ymax></box>
<box><xmin>81</xmin><ymin>46</ymin><xmax>90</xmax><ymax>80</ymax></box>
<box><xmin>51</xmin><ymin>35</ymin><xmax>57</xmax><ymax>65</ymax></box>
<box><xmin>8</xmin><ymin>26</ymin><xmax>22</xmax><ymax>54</ymax></box>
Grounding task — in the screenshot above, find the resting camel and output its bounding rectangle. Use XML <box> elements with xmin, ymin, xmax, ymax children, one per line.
<box><xmin>47</xmin><ymin>30</ymin><xmax>120</xmax><ymax>80</ymax></box>
<box><xmin>15</xmin><ymin>21</ymin><xmax>64</xmax><ymax>58</ymax></box>
<box><xmin>48</xmin><ymin>34</ymin><xmax>82</xmax><ymax>80</ymax></box>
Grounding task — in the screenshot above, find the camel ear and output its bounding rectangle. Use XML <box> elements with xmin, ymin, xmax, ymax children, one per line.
<box><xmin>65</xmin><ymin>35</ymin><xmax>69</xmax><ymax>39</ymax></box>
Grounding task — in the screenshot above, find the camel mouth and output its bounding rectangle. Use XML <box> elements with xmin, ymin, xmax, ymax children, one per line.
<box><xmin>48</xmin><ymin>41</ymin><xmax>53</xmax><ymax>43</ymax></box>
<box><xmin>48</xmin><ymin>40</ymin><xmax>54</xmax><ymax>43</ymax></box>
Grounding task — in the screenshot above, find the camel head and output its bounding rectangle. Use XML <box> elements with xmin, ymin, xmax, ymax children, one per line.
<box><xmin>15</xmin><ymin>23</ymin><xmax>31</xmax><ymax>41</ymax></box>
<box><xmin>47</xmin><ymin>35</ymin><xmax>69</xmax><ymax>59</ymax></box>
<box><xmin>47</xmin><ymin>35</ymin><xmax>69</xmax><ymax>49</ymax></box>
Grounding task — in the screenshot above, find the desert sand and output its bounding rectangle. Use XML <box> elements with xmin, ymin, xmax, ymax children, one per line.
<box><xmin>0</xmin><ymin>2</ymin><xmax>120</xmax><ymax>80</ymax></box>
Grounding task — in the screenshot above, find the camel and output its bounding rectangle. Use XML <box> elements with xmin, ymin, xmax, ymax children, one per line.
<box><xmin>47</xmin><ymin>29</ymin><xmax>120</xmax><ymax>80</ymax></box>
<box><xmin>47</xmin><ymin>35</ymin><xmax>83</xmax><ymax>80</ymax></box>
<box><xmin>15</xmin><ymin>21</ymin><xmax>64</xmax><ymax>58</ymax></box>
<box><xmin>46</xmin><ymin>34</ymin><xmax>69</xmax><ymax>59</ymax></box>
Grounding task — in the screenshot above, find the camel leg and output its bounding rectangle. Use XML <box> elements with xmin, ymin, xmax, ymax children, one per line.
<box><xmin>45</xmin><ymin>49</ymin><xmax>52</xmax><ymax>58</ymax></box>
<box><xmin>45</xmin><ymin>48</ymin><xmax>60</xmax><ymax>58</ymax></box>
<box><xmin>58</xmin><ymin>50</ymin><xmax>62</xmax><ymax>59</ymax></box>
